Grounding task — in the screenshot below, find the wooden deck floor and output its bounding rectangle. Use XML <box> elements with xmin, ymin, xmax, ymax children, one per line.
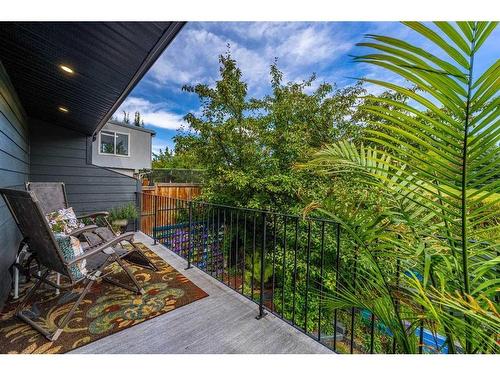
<box><xmin>71</xmin><ymin>232</ymin><xmax>332</xmax><ymax>354</ymax></box>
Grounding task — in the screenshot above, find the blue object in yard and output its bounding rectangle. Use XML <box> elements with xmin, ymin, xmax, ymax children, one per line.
<box><xmin>404</xmin><ymin>270</ymin><xmax>423</xmax><ymax>281</ymax></box>
<box><xmin>415</xmin><ymin>327</ymin><xmax>449</xmax><ymax>353</ymax></box>
<box><xmin>153</xmin><ymin>221</ymin><xmax>224</xmax><ymax>273</ymax></box>
<box><xmin>360</xmin><ymin>309</ymin><xmax>449</xmax><ymax>353</ymax></box>
<box><xmin>360</xmin><ymin>309</ymin><xmax>371</xmax><ymax>321</ymax></box>
<box><xmin>360</xmin><ymin>309</ymin><xmax>392</xmax><ymax>336</ymax></box>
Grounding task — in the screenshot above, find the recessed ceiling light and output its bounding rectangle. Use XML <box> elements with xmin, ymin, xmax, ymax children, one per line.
<box><xmin>59</xmin><ymin>65</ymin><xmax>74</xmax><ymax>74</ymax></box>
<box><xmin>58</xmin><ymin>106</ymin><xmax>69</xmax><ymax>113</ymax></box>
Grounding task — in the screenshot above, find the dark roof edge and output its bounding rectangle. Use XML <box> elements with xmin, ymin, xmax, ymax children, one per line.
<box><xmin>105</xmin><ymin>120</ymin><xmax>156</xmax><ymax>135</ymax></box>
<box><xmin>92</xmin><ymin>21</ymin><xmax>186</xmax><ymax>138</ymax></box>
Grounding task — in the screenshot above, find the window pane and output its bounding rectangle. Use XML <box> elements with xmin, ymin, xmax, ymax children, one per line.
<box><xmin>100</xmin><ymin>132</ymin><xmax>115</xmax><ymax>154</ymax></box>
<box><xmin>116</xmin><ymin>133</ymin><xmax>129</xmax><ymax>156</ymax></box>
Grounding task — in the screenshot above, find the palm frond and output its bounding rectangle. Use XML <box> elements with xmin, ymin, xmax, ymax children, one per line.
<box><xmin>306</xmin><ymin>22</ymin><xmax>499</xmax><ymax>353</ymax></box>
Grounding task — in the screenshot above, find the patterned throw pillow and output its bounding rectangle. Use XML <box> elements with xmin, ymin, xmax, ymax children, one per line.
<box><xmin>46</xmin><ymin>207</ymin><xmax>85</xmax><ymax>235</ymax></box>
<box><xmin>54</xmin><ymin>233</ymin><xmax>87</xmax><ymax>279</ymax></box>
<box><xmin>45</xmin><ymin>208</ymin><xmax>88</xmax><ymax>279</ymax></box>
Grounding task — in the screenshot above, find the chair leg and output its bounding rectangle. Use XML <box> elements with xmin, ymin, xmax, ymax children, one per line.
<box><xmin>25</xmin><ymin>254</ymin><xmax>38</xmax><ymax>282</ymax></box>
<box><xmin>13</xmin><ymin>266</ymin><xmax>19</xmax><ymax>299</ymax></box>
<box><xmin>15</xmin><ymin>269</ymin><xmax>50</xmax><ymax>316</ymax></box>
<box><xmin>124</xmin><ymin>241</ymin><xmax>158</xmax><ymax>271</ymax></box>
<box><xmin>15</xmin><ymin>269</ymin><xmax>56</xmax><ymax>339</ymax></box>
<box><xmin>113</xmin><ymin>255</ymin><xmax>145</xmax><ymax>295</ymax></box>
<box><xmin>12</xmin><ymin>239</ymin><xmax>28</xmax><ymax>299</ymax></box>
<box><xmin>49</xmin><ymin>277</ymin><xmax>96</xmax><ymax>341</ymax></box>
<box><xmin>55</xmin><ymin>273</ymin><xmax>61</xmax><ymax>296</ymax></box>
<box><xmin>16</xmin><ymin>268</ymin><xmax>97</xmax><ymax>342</ymax></box>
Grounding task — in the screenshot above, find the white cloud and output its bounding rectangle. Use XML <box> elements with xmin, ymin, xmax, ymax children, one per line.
<box><xmin>277</xmin><ymin>25</ymin><xmax>352</xmax><ymax>67</ymax></box>
<box><xmin>148</xmin><ymin>28</ymin><xmax>225</xmax><ymax>87</ymax></box>
<box><xmin>146</xmin><ymin>22</ymin><xmax>358</xmax><ymax>97</ymax></box>
<box><xmin>117</xmin><ymin>96</ymin><xmax>185</xmax><ymax>130</ymax></box>
<box><xmin>216</xmin><ymin>22</ymin><xmax>294</xmax><ymax>40</ymax></box>
<box><xmin>142</xmin><ymin>111</ymin><xmax>185</xmax><ymax>130</ymax></box>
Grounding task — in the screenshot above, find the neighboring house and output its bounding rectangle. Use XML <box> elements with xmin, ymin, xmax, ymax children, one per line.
<box><xmin>92</xmin><ymin>120</ymin><xmax>155</xmax><ymax>177</ymax></box>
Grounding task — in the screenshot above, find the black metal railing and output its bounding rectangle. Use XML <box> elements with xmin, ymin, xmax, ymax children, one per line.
<box><xmin>136</xmin><ymin>192</ymin><xmax>450</xmax><ymax>354</ymax></box>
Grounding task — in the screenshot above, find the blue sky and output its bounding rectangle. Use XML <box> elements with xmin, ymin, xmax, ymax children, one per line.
<box><xmin>115</xmin><ymin>22</ymin><xmax>499</xmax><ymax>155</ymax></box>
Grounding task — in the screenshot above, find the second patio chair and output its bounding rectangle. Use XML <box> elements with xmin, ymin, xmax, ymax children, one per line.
<box><xmin>26</xmin><ymin>182</ymin><xmax>157</xmax><ymax>271</ymax></box>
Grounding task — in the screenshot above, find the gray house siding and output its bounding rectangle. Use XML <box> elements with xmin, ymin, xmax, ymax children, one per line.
<box><xmin>30</xmin><ymin>118</ymin><xmax>140</xmax><ymax>214</ymax></box>
<box><xmin>0</xmin><ymin>61</ymin><xmax>29</xmax><ymax>310</ymax></box>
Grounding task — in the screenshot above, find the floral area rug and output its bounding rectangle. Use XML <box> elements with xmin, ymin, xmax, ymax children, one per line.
<box><xmin>0</xmin><ymin>243</ymin><xmax>208</xmax><ymax>354</ymax></box>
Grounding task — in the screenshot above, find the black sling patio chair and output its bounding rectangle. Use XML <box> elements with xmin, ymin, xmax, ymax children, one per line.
<box><xmin>26</xmin><ymin>182</ymin><xmax>157</xmax><ymax>271</ymax></box>
<box><xmin>0</xmin><ymin>188</ymin><xmax>145</xmax><ymax>341</ymax></box>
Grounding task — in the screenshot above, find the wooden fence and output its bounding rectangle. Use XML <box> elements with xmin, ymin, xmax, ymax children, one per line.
<box><xmin>140</xmin><ymin>183</ymin><xmax>201</xmax><ymax>234</ymax></box>
<box><xmin>142</xmin><ymin>183</ymin><xmax>201</xmax><ymax>199</ymax></box>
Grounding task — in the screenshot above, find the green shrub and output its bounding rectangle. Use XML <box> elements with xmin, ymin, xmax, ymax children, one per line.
<box><xmin>108</xmin><ymin>202</ymin><xmax>138</xmax><ymax>222</ymax></box>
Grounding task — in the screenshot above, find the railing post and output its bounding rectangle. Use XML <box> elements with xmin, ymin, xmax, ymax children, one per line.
<box><xmin>393</xmin><ymin>258</ymin><xmax>400</xmax><ymax>353</ymax></box>
<box><xmin>333</xmin><ymin>223</ymin><xmax>341</xmax><ymax>352</ymax></box>
<box><xmin>134</xmin><ymin>192</ymin><xmax>138</xmax><ymax>232</ymax></box>
<box><xmin>304</xmin><ymin>221</ymin><xmax>312</xmax><ymax>333</ymax></box>
<box><xmin>153</xmin><ymin>195</ymin><xmax>158</xmax><ymax>245</ymax></box>
<box><xmin>256</xmin><ymin>212</ymin><xmax>267</xmax><ymax>320</ymax></box>
<box><xmin>350</xmin><ymin>246</ymin><xmax>358</xmax><ymax>354</ymax></box>
<box><xmin>186</xmin><ymin>200</ymin><xmax>193</xmax><ymax>270</ymax></box>
<box><xmin>135</xmin><ymin>191</ymin><xmax>142</xmax><ymax>232</ymax></box>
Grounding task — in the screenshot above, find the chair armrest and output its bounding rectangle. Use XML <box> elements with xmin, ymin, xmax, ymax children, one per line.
<box><xmin>68</xmin><ymin>225</ymin><xmax>98</xmax><ymax>237</ymax></box>
<box><xmin>66</xmin><ymin>232</ymin><xmax>135</xmax><ymax>265</ymax></box>
<box><xmin>77</xmin><ymin>211</ymin><xmax>109</xmax><ymax>220</ymax></box>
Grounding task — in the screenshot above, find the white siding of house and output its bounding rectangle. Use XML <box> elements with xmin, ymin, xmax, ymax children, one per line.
<box><xmin>91</xmin><ymin>122</ymin><xmax>153</xmax><ymax>174</ymax></box>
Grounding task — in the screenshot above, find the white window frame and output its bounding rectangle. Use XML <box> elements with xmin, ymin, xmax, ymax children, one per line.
<box><xmin>98</xmin><ymin>130</ymin><xmax>130</xmax><ymax>157</ymax></box>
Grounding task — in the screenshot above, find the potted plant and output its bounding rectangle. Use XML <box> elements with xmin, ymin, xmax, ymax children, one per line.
<box><xmin>108</xmin><ymin>202</ymin><xmax>138</xmax><ymax>233</ymax></box>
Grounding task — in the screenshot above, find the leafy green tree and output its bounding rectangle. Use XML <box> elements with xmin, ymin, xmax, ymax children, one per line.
<box><xmin>176</xmin><ymin>51</ymin><xmax>261</xmax><ymax>206</ymax></box>
<box><xmin>122</xmin><ymin>111</ymin><xmax>130</xmax><ymax>124</ymax></box>
<box><xmin>152</xmin><ymin>147</ymin><xmax>175</xmax><ymax>169</ymax></box>
<box><xmin>133</xmin><ymin>111</ymin><xmax>144</xmax><ymax>127</ymax></box>
<box><xmin>176</xmin><ymin>51</ymin><xmax>369</xmax><ymax>212</ymax></box>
